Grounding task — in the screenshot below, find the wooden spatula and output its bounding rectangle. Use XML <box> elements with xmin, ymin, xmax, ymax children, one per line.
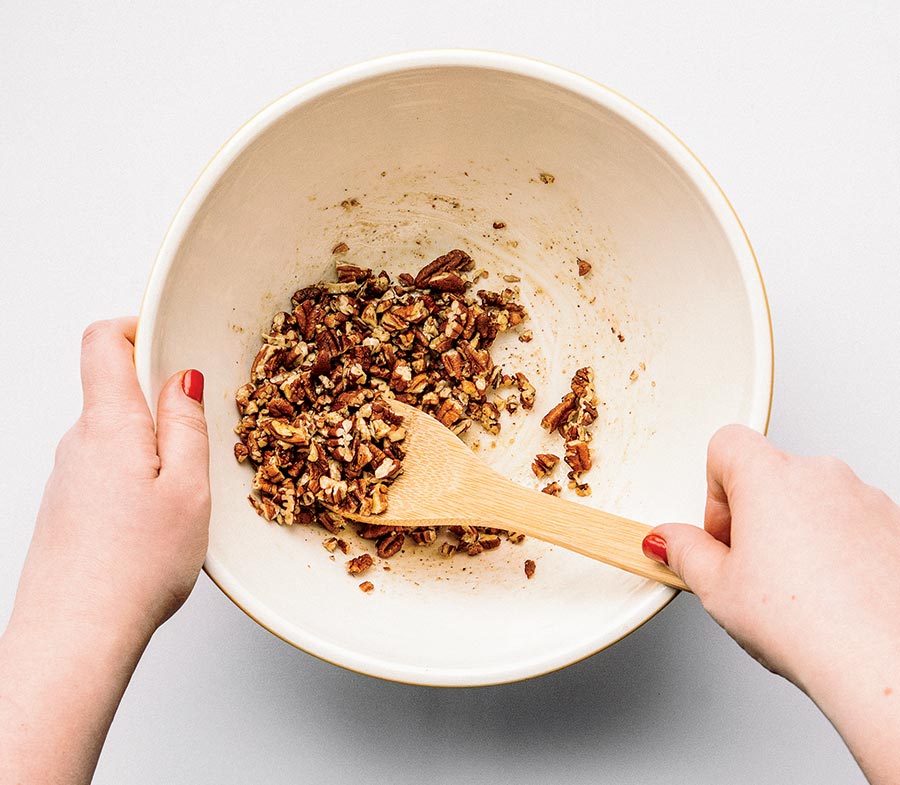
<box><xmin>339</xmin><ymin>400</ymin><xmax>689</xmax><ymax>591</ymax></box>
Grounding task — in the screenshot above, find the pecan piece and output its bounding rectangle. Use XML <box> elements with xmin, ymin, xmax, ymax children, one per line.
<box><xmin>266</xmin><ymin>397</ymin><xmax>294</xmax><ymax>418</ymax></box>
<box><xmin>541</xmin><ymin>394</ymin><xmax>576</xmax><ymax>432</ymax></box>
<box><xmin>564</xmin><ymin>440</ymin><xmax>592</xmax><ymax>475</ymax></box>
<box><xmin>531</xmin><ymin>453</ymin><xmax>560</xmax><ymax>479</ymax></box>
<box><xmin>357</xmin><ymin>523</ymin><xmax>394</xmax><ymax>540</ymax></box>
<box><xmin>427</xmin><ymin>271</ymin><xmax>467</xmax><ymax>292</ymax></box>
<box><xmin>413</xmin><ymin>249</ymin><xmax>474</xmax><ymax>288</ymax></box>
<box><xmin>376</xmin><ymin>531</ymin><xmax>405</xmax><ymax>558</ymax></box>
<box><xmin>346</xmin><ymin>553</ymin><xmax>374</xmax><ymax>575</ymax></box>
<box><xmin>410</xmin><ymin>527</ymin><xmax>437</xmax><ymax>545</ymax></box>
<box><xmin>265</xmin><ymin>419</ymin><xmax>310</xmax><ymax>445</ymax></box>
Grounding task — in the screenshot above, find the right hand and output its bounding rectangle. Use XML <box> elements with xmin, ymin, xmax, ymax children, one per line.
<box><xmin>644</xmin><ymin>425</ymin><xmax>900</xmax><ymax>783</ymax></box>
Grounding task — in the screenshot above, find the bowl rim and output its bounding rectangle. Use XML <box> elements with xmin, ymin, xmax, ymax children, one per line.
<box><xmin>135</xmin><ymin>48</ymin><xmax>774</xmax><ymax>687</ymax></box>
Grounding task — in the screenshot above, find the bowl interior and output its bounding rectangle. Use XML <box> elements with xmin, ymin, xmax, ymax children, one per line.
<box><xmin>138</xmin><ymin>58</ymin><xmax>770</xmax><ymax>685</ymax></box>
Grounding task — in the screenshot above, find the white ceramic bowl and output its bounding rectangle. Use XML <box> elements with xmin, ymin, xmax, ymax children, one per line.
<box><xmin>136</xmin><ymin>50</ymin><xmax>772</xmax><ymax>686</ymax></box>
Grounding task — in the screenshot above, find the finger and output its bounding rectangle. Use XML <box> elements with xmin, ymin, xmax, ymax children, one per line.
<box><xmin>705</xmin><ymin>424</ymin><xmax>772</xmax><ymax>545</ymax></box>
<box><xmin>80</xmin><ymin>317</ymin><xmax>149</xmax><ymax>420</ymax></box>
<box><xmin>645</xmin><ymin>523</ymin><xmax>730</xmax><ymax>598</ymax></box>
<box><xmin>156</xmin><ymin>369</ymin><xmax>210</xmax><ymax>491</ymax></box>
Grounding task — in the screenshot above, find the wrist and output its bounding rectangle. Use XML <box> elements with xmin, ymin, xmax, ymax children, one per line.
<box><xmin>7</xmin><ymin>566</ymin><xmax>157</xmax><ymax>671</ymax></box>
<box><xmin>0</xmin><ymin>588</ymin><xmax>153</xmax><ymax>785</ymax></box>
<box><xmin>790</xmin><ymin>629</ymin><xmax>900</xmax><ymax>783</ymax></box>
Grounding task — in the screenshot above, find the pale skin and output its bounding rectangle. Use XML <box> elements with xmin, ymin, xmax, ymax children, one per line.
<box><xmin>0</xmin><ymin>320</ymin><xmax>897</xmax><ymax>783</ymax></box>
<box><xmin>0</xmin><ymin>318</ymin><xmax>210</xmax><ymax>784</ymax></box>
<box><xmin>645</xmin><ymin>427</ymin><xmax>900</xmax><ymax>784</ymax></box>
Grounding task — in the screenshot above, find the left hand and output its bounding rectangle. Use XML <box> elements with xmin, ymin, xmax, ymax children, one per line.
<box><xmin>11</xmin><ymin>317</ymin><xmax>211</xmax><ymax>641</ymax></box>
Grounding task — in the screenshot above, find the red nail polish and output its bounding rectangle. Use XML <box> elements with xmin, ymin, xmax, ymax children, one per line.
<box><xmin>182</xmin><ymin>369</ymin><xmax>204</xmax><ymax>403</ymax></box>
<box><xmin>642</xmin><ymin>534</ymin><xmax>668</xmax><ymax>565</ymax></box>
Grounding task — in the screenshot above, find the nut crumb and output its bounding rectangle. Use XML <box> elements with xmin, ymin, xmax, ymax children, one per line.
<box><xmin>492</xmin><ymin>221</ymin><xmax>506</xmax><ymax>229</ymax></box>
<box><xmin>629</xmin><ymin>369</ymin><xmax>639</xmax><ymax>382</ymax></box>
<box><xmin>502</xmin><ymin>274</ymin><xmax>521</xmax><ymax>283</ymax></box>
<box><xmin>524</xmin><ymin>559</ymin><xmax>536</xmax><ymax>579</ymax></box>
<box><xmin>541</xmin><ymin>481</ymin><xmax>562</xmax><ymax>496</ymax></box>
<box><xmin>577</xmin><ymin>258</ymin><xmax>592</xmax><ymax>276</ymax></box>
<box><xmin>517</xmin><ymin>330</ymin><xmax>533</xmax><ymax>343</ymax></box>
<box><xmin>332</xmin><ymin>241</ymin><xmax>349</xmax><ymax>254</ymax></box>
<box><xmin>359</xmin><ymin>581</ymin><xmax>375</xmax><ymax>593</ymax></box>
<box><xmin>538</xmin><ymin>172</ymin><xmax>555</xmax><ymax>184</ymax></box>
<box><xmin>340</xmin><ymin>198</ymin><xmax>361</xmax><ymax>210</ymax></box>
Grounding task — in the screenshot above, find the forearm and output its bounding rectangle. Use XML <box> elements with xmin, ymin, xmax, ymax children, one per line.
<box><xmin>0</xmin><ymin>596</ymin><xmax>151</xmax><ymax>785</ymax></box>
<box><xmin>803</xmin><ymin>638</ymin><xmax>900</xmax><ymax>785</ymax></box>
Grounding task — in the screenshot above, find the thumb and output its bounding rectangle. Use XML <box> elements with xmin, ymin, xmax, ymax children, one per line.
<box><xmin>156</xmin><ymin>369</ymin><xmax>209</xmax><ymax>484</ymax></box>
<box><xmin>644</xmin><ymin>523</ymin><xmax>729</xmax><ymax>597</ymax></box>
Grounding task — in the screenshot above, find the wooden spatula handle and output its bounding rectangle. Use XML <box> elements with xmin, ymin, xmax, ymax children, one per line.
<box><xmin>474</xmin><ymin>476</ymin><xmax>690</xmax><ymax>592</ymax></box>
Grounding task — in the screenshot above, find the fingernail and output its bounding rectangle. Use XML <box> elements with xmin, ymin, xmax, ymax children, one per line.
<box><xmin>182</xmin><ymin>369</ymin><xmax>204</xmax><ymax>403</ymax></box>
<box><xmin>642</xmin><ymin>534</ymin><xmax>668</xmax><ymax>565</ymax></box>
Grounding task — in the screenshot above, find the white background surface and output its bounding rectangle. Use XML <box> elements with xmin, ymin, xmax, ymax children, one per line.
<box><xmin>1</xmin><ymin>2</ymin><xmax>898</xmax><ymax>783</ymax></box>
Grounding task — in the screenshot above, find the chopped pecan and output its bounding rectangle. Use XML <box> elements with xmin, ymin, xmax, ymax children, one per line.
<box><xmin>346</xmin><ymin>553</ymin><xmax>374</xmax><ymax>575</ymax></box>
<box><xmin>564</xmin><ymin>440</ymin><xmax>592</xmax><ymax>475</ymax></box>
<box><xmin>236</xmin><ymin>248</ymin><xmax>536</xmax><ymax>564</ymax></box>
<box><xmin>479</xmin><ymin>533</ymin><xmax>502</xmax><ymax>550</ymax></box>
<box><xmin>524</xmin><ymin>559</ymin><xmax>537</xmax><ymax>579</ymax></box>
<box><xmin>265</xmin><ymin>419</ymin><xmax>310</xmax><ymax>445</ymax></box>
<box><xmin>572</xmin><ymin>482</ymin><xmax>592</xmax><ymax>497</ymax></box>
<box><xmin>541</xmin><ymin>394</ymin><xmax>576</xmax><ymax>432</ymax></box>
<box><xmin>410</xmin><ymin>527</ymin><xmax>437</xmax><ymax>545</ymax></box>
<box><xmin>541</xmin><ymin>482</ymin><xmax>562</xmax><ymax>496</ymax></box>
<box><xmin>322</xmin><ymin>536</ymin><xmax>339</xmax><ymax>553</ymax></box>
<box><xmin>531</xmin><ymin>453</ymin><xmax>560</xmax><ymax>479</ymax></box>
<box><xmin>413</xmin><ymin>248</ymin><xmax>474</xmax><ymax>288</ymax></box>
<box><xmin>426</xmin><ymin>271</ymin><xmax>467</xmax><ymax>293</ymax></box>
<box><xmin>376</xmin><ymin>531</ymin><xmax>405</xmax><ymax>558</ymax></box>
<box><xmin>357</xmin><ymin>523</ymin><xmax>394</xmax><ymax>540</ymax></box>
